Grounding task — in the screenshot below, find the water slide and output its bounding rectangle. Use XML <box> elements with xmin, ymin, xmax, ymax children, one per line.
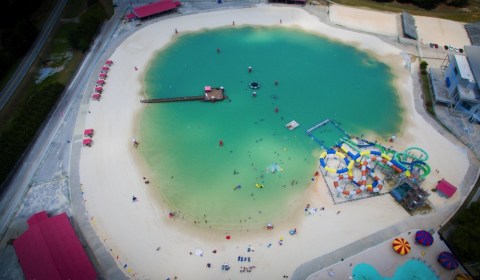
<box><xmin>342</xmin><ymin>136</ymin><xmax>375</xmax><ymax>148</ymax></box>
<box><xmin>393</xmin><ymin>147</ymin><xmax>430</xmax><ymax>179</ymax></box>
<box><xmin>319</xmin><ymin>149</ymin><xmax>354</xmax><ymax>175</ymax></box>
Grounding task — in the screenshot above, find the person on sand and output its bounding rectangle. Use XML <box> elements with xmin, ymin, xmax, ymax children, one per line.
<box><xmin>132</xmin><ymin>196</ymin><xmax>137</xmax><ymax>202</ymax></box>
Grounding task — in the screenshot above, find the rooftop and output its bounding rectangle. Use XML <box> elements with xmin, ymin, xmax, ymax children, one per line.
<box><xmin>455</xmin><ymin>54</ymin><xmax>475</xmax><ymax>83</ymax></box>
<box><xmin>465</xmin><ymin>45</ymin><xmax>480</xmax><ymax>88</ymax></box>
<box><xmin>133</xmin><ymin>0</ymin><xmax>180</xmax><ymax>19</ymax></box>
<box><xmin>13</xmin><ymin>212</ymin><xmax>97</xmax><ymax>280</ymax></box>
<box><xmin>436</xmin><ymin>179</ymin><xmax>457</xmax><ymax>198</ymax></box>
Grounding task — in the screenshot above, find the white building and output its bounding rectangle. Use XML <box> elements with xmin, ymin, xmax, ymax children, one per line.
<box><xmin>430</xmin><ymin>46</ymin><xmax>480</xmax><ymax>124</ymax></box>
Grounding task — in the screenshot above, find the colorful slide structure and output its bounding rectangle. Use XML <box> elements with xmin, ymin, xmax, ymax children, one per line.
<box><xmin>319</xmin><ymin>138</ymin><xmax>431</xmax><ymax>197</ymax></box>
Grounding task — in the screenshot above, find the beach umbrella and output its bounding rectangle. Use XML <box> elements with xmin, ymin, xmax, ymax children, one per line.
<box><xmin>84</xmin><ymin>128</ymin><xmax>94</xmax><ymax>137</ymax></box>
<box><xmin>415</xmin><ymin>230</ymin><xmax>434</xmax><ymax>246</ymax></box>
<box><xmin>92</xmin><ymin>93</ymin><xmax>101</xmax><ymax>100</ymax></box>
<box><xmin>99</xmin><ymin>73</ymin><xmax>107</xmax><ymax>78</ymax></box>
<box><xmin>438</xmin><ymin>251</ymin><xmax>459</xmax><ymax>270</ymax></box>
<box><xmin>95</xmin><ymin>86</ymin><xmax>103</xmax><ymax>92</ymax></box>
<box><xmin>96</xmin><ymin>80</ymin><xmax>105</xmax><ymax>85</ymax></box>
<box><xmin>392</xmin><ymin>237</ymin><xmax>410</xmax><ymax>255</ymax></box>
<box><xmin>102</xmin><ymin>66</ymin><xmax>109</xmax><ymax>71</ymax></box>
<box><xmin>82</xmin><ymin>138</ymin><xmax>92</xmax><ymax>146</ymax></box>
<box><xmin>105</xmin><ymin>60</ymin><xmax>113</xmax><ymax>65</ymax></box>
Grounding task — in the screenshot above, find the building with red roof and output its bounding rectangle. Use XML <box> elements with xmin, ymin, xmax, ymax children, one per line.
<box><xmin>436</xmin><ymin>179</ymin><xmax>457</xmax><ymax>198</ymax></box>
<box><xmin>13</xmin><ymin>211</ymin><xmax>97</xmax><ymax>280</ymax></box>
<box><xmin>128</xmin><ymin>0</ymin><xmax>181</xmax><ymax>20</ymax></box>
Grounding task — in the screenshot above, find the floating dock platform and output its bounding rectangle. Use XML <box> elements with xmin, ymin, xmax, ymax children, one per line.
<box><xmin>141</xmin><ymin>86</ymin><xmax>226</xmax><ymax>103</ymax></box>
<box><xmin>286</xmin><ymin>120</ymin><xmax>300</xmax><ymax>130</ymax></box>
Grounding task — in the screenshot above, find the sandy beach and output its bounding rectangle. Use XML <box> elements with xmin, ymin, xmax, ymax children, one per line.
<box><xmin>78</xmin><ymin>5</ymin><xmax>472</xmax><ymax>279</ymax></box>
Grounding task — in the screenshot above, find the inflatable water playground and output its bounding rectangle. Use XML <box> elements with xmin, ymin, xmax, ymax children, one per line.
<box><xmin>308</xmin><ymin>119</ymin><xmax>431</xmax><ymax>204</ymax></box>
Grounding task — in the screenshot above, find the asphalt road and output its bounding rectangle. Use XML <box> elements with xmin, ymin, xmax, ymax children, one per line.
<box><xmin>0</xmin><ymin>0</ymin><xmax>68</xmax><ymax>111</ymax></box>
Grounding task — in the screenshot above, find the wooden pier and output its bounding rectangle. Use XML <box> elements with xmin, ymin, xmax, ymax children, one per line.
<box><xmin>141</xmin><ymin>87</ymin><xmax>226</xmax><ymax>103</ymax></box>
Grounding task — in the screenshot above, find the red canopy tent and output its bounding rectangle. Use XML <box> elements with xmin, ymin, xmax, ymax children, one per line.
<box><xmin>105</xmin><ymin>60</ymin><xmax>113</xmax><ymax>65</ymax></box>
<box><xmin>95</xmin><ymin>86</ymin><xmax>103</xmax><ymax>92</ymax></box>
<box><xmin>92</xmin><ymin>93</ymin><xmax>101</xmax><ymax>100</ymax></box>
<box><xmin>133</xmin><ymin>0</ymin><xmax>181</xmax><ymax>19</ymax></box>
<box><xmin>99</xmin><ymin>73</ymin><xmax>107</xmax><ymax>78</ymax></box>
<box><xmin>96</xmin><ymin>80</ymin><xmax>105</xmax><ymax>85</ymax></box>
<box><xmin>436</xmin><ymin>179</ymin><xmax>457</xmax><ymax>198</ymax></box>
<box><xmin>83</xmin><ymin>138</ymin><xmax>92</xmax><ymax>146</ymax></box>
<box><xmin>13</xmin><ymin>212</ymin><xmax>97</xmax><ymax>280</ymax></box>
<box><xmin>84</xmin><ymin>129</ymin><xmax>94</xmax><ymax>137</ymax></box>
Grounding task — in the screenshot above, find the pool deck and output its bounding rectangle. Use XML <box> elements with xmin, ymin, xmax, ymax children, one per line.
<box><xmin>299</xmin><ymin>230</ymin><xmax>465</xmax><ymax>279</ymax></box>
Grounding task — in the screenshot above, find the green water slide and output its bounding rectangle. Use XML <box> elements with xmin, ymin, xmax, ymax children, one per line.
<box><xmin>341</xmin><ymin>137</ymin><xmax>362</xmax><ymax>153</ymax></box>
<box><xmin>394</xmin><ymin>147</ymin><xmax>431</xmax><ymax>179</ymax></box>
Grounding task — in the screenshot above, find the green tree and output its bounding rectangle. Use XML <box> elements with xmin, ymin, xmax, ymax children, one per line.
<box><xmin>67</xmin><ymin>3</ymin><xmax>107</xmax><ymax>52</ymax></box>
<box><xmin>448</xmin><ymin>201</ymin><xmax>480</xmax><ymax>262</ymax></box>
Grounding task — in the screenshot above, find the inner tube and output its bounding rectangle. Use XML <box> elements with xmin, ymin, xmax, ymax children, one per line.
<box><xmin>249</xmin><ymin>82</ymin><xmax>260</xmax><ymax>89</ymax></box>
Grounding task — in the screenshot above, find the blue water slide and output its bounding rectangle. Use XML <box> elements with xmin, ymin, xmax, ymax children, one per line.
<box><xmin>347</xmin><ymin>151</ymin><xmax>360</xmax><ymax>161</ymax></box>
<box><xmin>319</xmin><ymin>158</ymin><xmax>326</xmax><ymax>167</ymax></box>
<box><xmin>337</xmin><ymin>168</ymin><xmax>348</xmax><ymax>174</ymax></box>
<box><xmin>409</xmin><ymin>160</ymin><xmax>426</xmax><ymax>170</ymax></box>
<box><xmin>390</xmin><ymin>159</ymin><xmax>407</xmax><ymax>171</ymax></box>
<box><xmin>370</xmin><ymin>151</ymin><xmax>381</xmax><ymax>156</ymax></box>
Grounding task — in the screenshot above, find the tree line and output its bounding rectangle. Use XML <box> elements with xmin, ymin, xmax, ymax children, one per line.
<box><xmin>447</xmin><ymin>201</ymin><xmax>480</xmax><ymax>264</ymax></box>
<box><xmin>0</xmin><ymin>83</ymin><xmax>65</xmax><ymax>188</ymax></box>
<box><xmin>68</xmin><ymin>2</ymin><xmax>108</xmax><ymax>53</ymax></box>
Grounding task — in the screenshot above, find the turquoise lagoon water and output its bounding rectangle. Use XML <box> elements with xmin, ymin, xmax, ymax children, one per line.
<box><xmin>353</xmin><ymin>260</ymin><xmax>438</xmax><ymax>279</ymax></box>
<box><xmin>139</xmin><ymin>27</ymin><xmax>403</xmax><ymax>228</ymax></box>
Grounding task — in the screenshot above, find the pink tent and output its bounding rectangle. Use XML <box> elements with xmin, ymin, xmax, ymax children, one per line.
<box><xmin>95</xmin><ymin>86</ymin><xmax>103</xmax><ymax>92</ymax></box>
<box><xmin>105</xmin><ymin>60</ymin><xmax>113</xmax><ymax>65</ymax></box>
<box><xmin>204</xmin><ymin>86</ymin><xmax>211</xmax><ymax>92</ymax></box>
<box><xmin>96</xmin><ymin>80</ymin><xmax>105</xmax><ymax>85</ymax></box>
<box><xmin>92</xmin><ymin>93</ymin><xmax>101</xmax><ymax>100</ymax></box>
<box><xmin>436</xmin><ymin>179</ymin><xmax>457</xmax><ymax>198</ymax></box>
<box><xmin>99</xmin><ymin>73</ymin><xmax>107</xmax><ymax>78</ymax></box>
<box><xmin>84</xmin><ymin>129</ymin><xmax>94</xmax><ymax>137</ymax></box>
<box><xmin>102</xmin><ymin>66</ymin><xmax>109</xmax><ymax>71</ymax></box>
<box><xmin>82</xmin><ymin>139</ymin><xmax>92</xmax><ymax>146</ymax></box>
